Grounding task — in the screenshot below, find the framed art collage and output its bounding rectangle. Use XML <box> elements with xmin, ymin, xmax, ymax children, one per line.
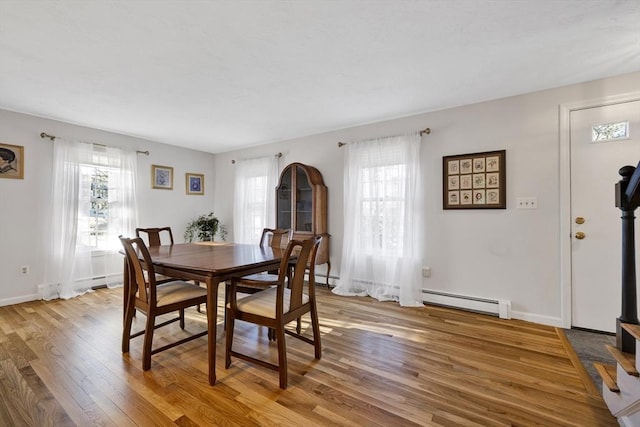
<box><xmin>443</xmin><ymin>150</ymin><xmax>506</xmax><ymax>209</ymax></box>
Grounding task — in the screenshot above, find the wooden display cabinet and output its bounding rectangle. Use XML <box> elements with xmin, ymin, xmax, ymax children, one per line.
<box><xmin>276</xmin><ymin>162</ymin><xmax>330</xmax><ymax>284</ymax></box>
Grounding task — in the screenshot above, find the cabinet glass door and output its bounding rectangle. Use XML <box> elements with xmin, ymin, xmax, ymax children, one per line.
<box><xmin>295</xmin><ymin>166</ymin><xmax>313</xmax><ymax>232</ymax></box>
<box><xmin>276</xmin><ymin>167</ymin><xmax>292</xmax><ymax>229</ymax></box>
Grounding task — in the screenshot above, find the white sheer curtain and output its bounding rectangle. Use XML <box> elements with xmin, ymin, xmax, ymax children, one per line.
<box><xmin>43</xmin><ymin>138</ymin><xmax>138</xmax><ymax>300</ymax></box>
<box><xmin>233</xmin><ymin>155</ymin><xmax>279</xmax><ymax>244</ymax></box>
<box><xmin>333</xmin><ymin>133</ymin><xmax>424</xmax><ymax>307</ymax></box>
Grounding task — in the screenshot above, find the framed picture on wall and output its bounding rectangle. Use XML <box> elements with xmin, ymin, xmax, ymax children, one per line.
<box><xmin>186</xmin><ymin>172</ymin><xmax>204</xmax><ymax>195</ymax></box>
<box><xmin>443</xmin><ymin>150</ymin><xmax>506</xmax><ymax>209</ymax></box>
<box><xmin>151</xmin><ymin>164</ymin><xmax>173</xmax><ymax>189</ymax></box>
<box><xmin>0</xmin><ymin>142</ymin><xmax>24</xmax><ymax>179</ymax></box>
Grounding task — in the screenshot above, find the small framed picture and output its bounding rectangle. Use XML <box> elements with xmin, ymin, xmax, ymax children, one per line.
<box><xmin>448</xmin><ymin>175</ymin><xmax>460</xmax><ymax>190</ymax></box>
<box><xmin>186</xmin><ymin>173</ymin><xmax>204</xmax><ymax>195</ymax></box>
<box><xmin>448</xmin><ymin>191</ymin><xmax>460</xmax><ymax>205</ymax></box>
<box><xmin>461</xmin><ymin>190</ymin><xmax>473</xmax><ymax>205</ymax></box>
<box><xmin>152</xmin><ymin>165</ymin><xmax>173</xmax><ymax>189</ymax></box>
<box><xmin>447</xmin><ymin>160</ymin><xmax>460</xmax><ymax>175</ymax></box>
<box><xmin>0</xmin><ymin>142</ymin><xmax>24</xmax><ymax>179</ymax></box>
<box><xmin>486</xmin><ymin>172</ymin><xmax>500</xmax><ymax>188</ymax></box>
<box><xmin>443</xmin><ymin>150</ymin><xmax>506</xmax><ymax>209</ymax></box>
<box><xmin>473</xmin><ymin>189</ymin><xmax>486</xmax><ymax>204</ymax></box>
<box><xmin>460</xmin><ymin>159</ymin><xmax>472</xmax><ymax>174</ymax></box>
<box><xmin>460</xmin><ymin>175</ymin><xmax>472</xmax><ymax>189</ymax></box>
<box><xmin>486</xmin><ymin>156</ymin><xmax>500</xmax><ymax>172</ymax></box>
<box><xmin>487</xmin><ymin>189</ymin><xmax>500</xmax><ymax>204</ymax></box>
<box><xmin>472</xmin><ymin>173</ymin><xmax>485</xmax><ymax>188</ymax></box>
<box><xmin>473</xmin><ymin>157</ymin><xmax>485</xmax><ymax>173</ymax></box>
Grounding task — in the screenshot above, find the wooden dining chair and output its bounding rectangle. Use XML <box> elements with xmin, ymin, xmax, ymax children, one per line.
<box><xmin>225</xmin><ymin>235</ymin><xmax>322</xmax><ymax>389</ymax></box>
<box><xmin>135</xmin><ymin>227</ymin><xmax>176</xmax><ymax>285</ymax></box>
<box><xmin>228</xmin><ymin>228</ymin><xmax>290</xmax><ymax>292</ymax></box>
<box><xmin>135</xmin><ymin>226</ymin><xmax>175</xmax><ymax>247</ymax></box>
<box><xmin>120</xmin><ymin>236</ymin><xmax>208</xmax><ymax>371</ymax></box>
<box><xmin>136</xmin><ymin>226</ymin><xmax>206</xmax><ymax>311</ymax></box>
<box><xmin>224</xmin><ymin>228</ymin><xmax>291</xmax><ymax>337</ymax></box>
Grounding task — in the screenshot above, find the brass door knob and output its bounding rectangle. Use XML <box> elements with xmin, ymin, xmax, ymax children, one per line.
<box><xmin>575</xmin><ymin>217</ymin><xmax>585</xmax><ymax>224</ymax></box>
<box><xmin>575</xmin><ymin>231</ymin><xmax>586</xmax><ymax>240</ymax></box>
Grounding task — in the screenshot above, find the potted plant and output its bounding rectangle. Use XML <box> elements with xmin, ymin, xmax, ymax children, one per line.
<box><xmin>184</xmin><ymin>212</ymin><xmax>227</xmax><ymax>242</ymax></box>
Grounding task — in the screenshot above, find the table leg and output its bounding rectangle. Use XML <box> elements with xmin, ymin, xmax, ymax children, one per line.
<box><xmin>206</xmin><ymin>278</ymin><xmax>221</xmax><ymax>385</ymax></box>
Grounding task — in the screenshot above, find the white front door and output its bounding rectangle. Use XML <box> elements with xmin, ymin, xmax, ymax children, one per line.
<box><xmin>570</xmin><ymin>99</ymin><xmax>640</xmax><ymax>332</ymax></box>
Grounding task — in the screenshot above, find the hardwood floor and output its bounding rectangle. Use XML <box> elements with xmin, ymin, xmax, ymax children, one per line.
<box><xmin>0</xmin><ymin>286</ymin><xmax>616</xmax><ymax>426</ymax></box>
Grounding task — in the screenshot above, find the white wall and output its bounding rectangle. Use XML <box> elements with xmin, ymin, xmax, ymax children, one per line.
<box><xmin>0</xmin><ymin>110</ymin><xmax>216</xmax><ymax>305</ymax></box>
<box><xmin>213</xmin><ymin>71</ymin><xmax>640</xmax><ymax>327</ymax></box>
<box><xmin>2</xmin><ymin>72</ymin><xmax>638</xmax><ymax>326</ymax></box>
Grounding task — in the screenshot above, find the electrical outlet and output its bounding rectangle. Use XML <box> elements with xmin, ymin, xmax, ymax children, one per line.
<box><xmin>516</xmin><ymin>197</ymin><xmax>538</xmax><ymax>209</ymax></box>
<box><xmin>20</xmin><ymin>265</ymin><xmax>30</xmax><ymax>276</ymax></box>
<box><xmin>422</xmin><ymin>267</ymin><xmax>431</xmax><ymax>278</ymax></box>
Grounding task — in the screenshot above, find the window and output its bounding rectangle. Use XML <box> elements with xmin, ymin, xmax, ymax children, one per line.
<box><xmin>244</xmin><ymin>174</ymin><xmax>269</xmax><ymax>242</ymax></box>
<box><xmin>233</xmin><ymin>156</ymin><xmax>278</xmax><ymax>244</ymax></box>
<box><xmin>592</xmin><ymin>121</ymin><xmax>629</xmax><ymax>142</ymax></box>
<box><xmin>79</xmin><ymin>165</ymin><xmax>109</xmax><ymax>248</ymax></box>
<box><xmin>333</xmin><ymin>132</ymin><xmax>424</xmax><ymax>307</ymax></box>
<box><xmin>44</xmin><ymin>139</ymin><xmax>138</xmax><ymax>299</ymax></box>
<box><xmin>360</xmin><ymin>164</ymin><xmax>406</xmax><ymax>256</ymax></box>
<box><xmin>77</xmin><ymin>148</ymin><xmax>126</xmax><ymax>251</ymax></box>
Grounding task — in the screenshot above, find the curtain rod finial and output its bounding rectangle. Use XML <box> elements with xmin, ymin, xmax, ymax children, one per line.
<box><xmin>40</xmin><ymin>132</ymin><xmax>55</xmax><ymax>141</ymax></box>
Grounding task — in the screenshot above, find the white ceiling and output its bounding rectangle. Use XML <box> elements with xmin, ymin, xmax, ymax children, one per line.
<box><xmin>1</xmin><ymin>1</ymin><xmax>639</xmax><ymax>154</ymax></box>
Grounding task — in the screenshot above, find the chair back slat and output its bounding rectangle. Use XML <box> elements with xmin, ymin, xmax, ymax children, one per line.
<box><xmin>136</xmin><ymin>227</ymin><xmax>174</xmax><ymax>247</ymax></box>
<box><xmin>260</xmin><ymin>228</ymin><xmax>290</xmax><ymax>249</ymax></box>
<box><xmin>277</xmin><ymin>236</ymin><xmax>321</xmax><ymax>314</ymax></box>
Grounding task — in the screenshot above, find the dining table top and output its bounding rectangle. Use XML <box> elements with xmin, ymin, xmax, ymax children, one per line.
<box><xmin>146</xmin><ymin>242</ymin><xmax>285</xmax><ymax>276</ymax></box>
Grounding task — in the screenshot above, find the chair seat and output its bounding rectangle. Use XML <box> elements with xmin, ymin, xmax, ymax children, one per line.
<box><xmin>238</xmin><ymin>272</ymin><xmax>279</xmax><ymax>284</ymax></box>
<box><xmin>157</xmin><ymin>281</ymin><xmax>207</xmax><ymax>307</ymax></box>
<box><xmin>230</xmin><ymin>287</ymin><xmax>308</xmax><ymax>318</ymax></box>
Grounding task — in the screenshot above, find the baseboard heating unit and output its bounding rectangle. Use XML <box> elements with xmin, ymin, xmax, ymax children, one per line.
<box><xmin>422</xmin><ymin>289</ymin><xmax>511</xmax><ymax>319</ymax></box>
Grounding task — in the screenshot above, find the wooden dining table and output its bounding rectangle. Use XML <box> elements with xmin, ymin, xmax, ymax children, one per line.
<box><xmin>123</xmin><ymin>242</ymin><xmax>284</xmax><ymax>385</ymax></box>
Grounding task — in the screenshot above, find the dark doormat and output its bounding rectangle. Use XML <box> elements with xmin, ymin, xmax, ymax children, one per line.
<box><xmin>563</xmin><ymin>328</ymin><xmax>617</xmax><ymax>394</ymax></box>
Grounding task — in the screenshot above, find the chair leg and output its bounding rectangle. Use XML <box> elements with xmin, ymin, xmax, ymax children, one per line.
<box><xmin>268</xmin><ymin>328</ymin><xmax>275</xmax><ymax>341</ymax></box>
<box><xmin>225</xmin><ymin>307</ymin><xmax>235</xmax><ymax>369</ymax></box>
<box><xmin>142</xmin><ymin>313</ymin><xmax>156</xmax><ymax>371</ymax></box>
<box><xmin>224</xmin><ymin>282</ymin><xmax>230</xmax><ymax>330</ymax></box>
<box><xmin>195</xmin><ymin>281</ymin><xmax>203</xmax><ymax>313</ymax></box>
<box><xmin>122</xmin><ymin>303</ymin><xmax>135</xmax><ymax>353</ymax></box>
<box><xmin>276</xmin><ymin>323</ymin><xmax>288</xmax><ymax>389</ymax></box>
<box><xmin>296</xmin><ymin>317</ymin><xmax>301</xmax><ymax>334</ymax></box>
<box><xmin>310</xmin><ymin>303</ymin><xmax>322</xmax><ymax>360</ymax></box>
<box><xmin>179</xmin><ymin>308</ymin><xmax>185</xmax><ymax>329</ymax></box>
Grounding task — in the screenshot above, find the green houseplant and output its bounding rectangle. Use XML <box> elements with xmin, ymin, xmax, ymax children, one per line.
<box><xmin>184</xmin><ymin>212</ymin><xmax>227</xmax><ymax>242</ymax></box>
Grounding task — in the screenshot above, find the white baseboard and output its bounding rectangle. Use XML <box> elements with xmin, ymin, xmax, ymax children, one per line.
<box><xmin>509</xmin><ymin>310</ymin><xmax>565</xmax><ymax>328</ymax></box>
<box><xmin>421</xmin><ymin>288</ymin><xmax>511</xmax><ymax>319</ymax></box>
<box><xmin>0</xmin><ymin>294</ymin><xmax>40</xmax><ymax>307</ymax></box>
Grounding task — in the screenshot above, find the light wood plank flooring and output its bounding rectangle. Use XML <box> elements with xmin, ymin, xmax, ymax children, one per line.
<box><xmin>0</xmin><ymin>286</ymin><xmax>616</xmax><ymax>426</ymax></box>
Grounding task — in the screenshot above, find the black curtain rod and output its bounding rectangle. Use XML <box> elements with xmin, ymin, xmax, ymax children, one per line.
<box><xmin>40</xmin><ymin>132</ymin><xmax>150</xmax><ymax>155</ymax></box>
<box><xmin>337</xmin><ymin>127</ymin><xmax>431</xmax><ymax>147</ymax></box>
